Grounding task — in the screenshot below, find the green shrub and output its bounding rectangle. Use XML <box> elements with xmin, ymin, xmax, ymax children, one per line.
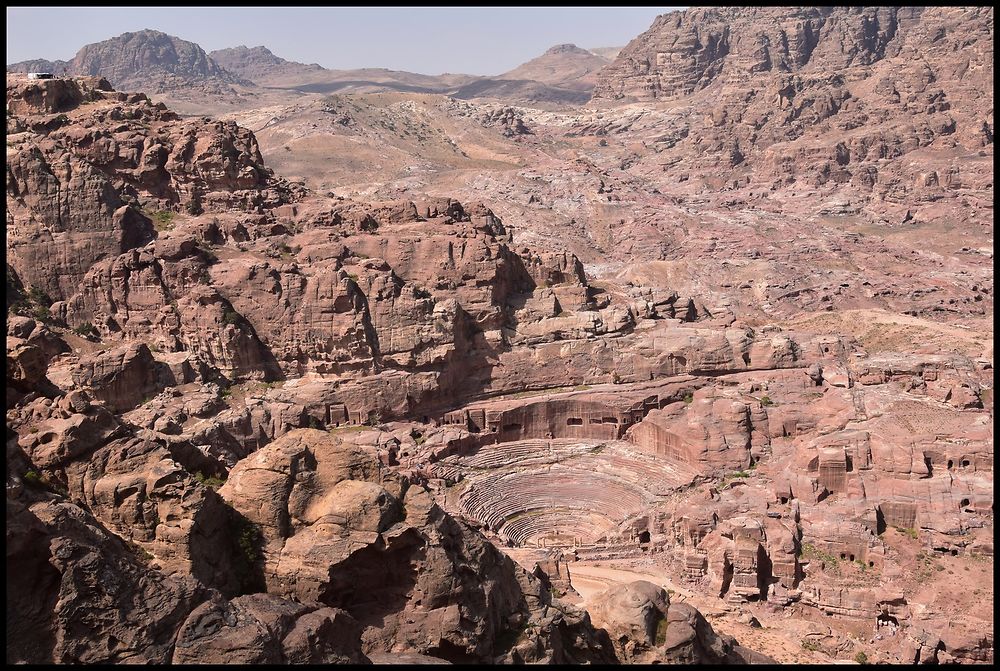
<box><xmin>801</xmin><ymin>639</ymin><xmax>821</xmax><ymax>652</ymax></box>
<box><xmin>719</xmin><ymin>469</ymin><xmax>752</xmax><ymax>489</ymax></box>
<box><xmin>31</xmin><ymin>304</ymin><xmax>51</xmax><ymax>321</ymax></box>
<box><xmin>655</xmin><ymin>618</ymin><xmax>669</xmax><ymax>646</ymax></box>
<box><xmin>226</xmin><ymin>514</ymin><xmax>265</xmax><ymax>594</ymax></box>
<box><xmin>186</xmin><ymin>190</ymin><xmax>204</xmax><ymax>216</ymax></box>
<box><xmin>221</xmin><ymin>307</ymin><xmax>242</xmax><ymax>326</ymax></box>
<box><xmin>148</xmin><ymin>209</ymin><xmax>175</xmax><ymax>232</ymax></box>
<box><xmin>22</xmin><ymin>469</ymin><xmax>68</xmax><ymax>496</ymax></box>
<box><xmin>759</xmin><ymin>395</ymin><xmax>774</xmax><ymax>406</ymax></box>
<box><xmin>236</xmin><ymin>520</ymin><xmax>261</xmax><ymax>563</ymax></box>
<box><xmin>854</xmin><ymin>651</ymin><xmax>869</xmax><ymax>665</ymax></box>
<box><xmin>495</xmin><ymin>622</ymin><xmax>531</xmax><ymax>651</ymax></box>
<box><xmin>27</xmin><ymin>285</ymin><xmax>52</xmax><ymax>306</ymax></box>
<box><xmin>6</xmin><ymin>267</ymin><xmax>28</xmax><ymax>314</ymax></box>
<box><xmin>126</xmin><ymin>540</ymin><xmax>155</xmax><ymax>563</ymax></box>
<box><xmin>273</xmin><ymin>243</ymin><xmax>301</xmax><ymax>262</ymax></box>
<box><xmin>73</xmin><ymin>321</ymin><xmax>99</xmax><ymax>339</ymax></box>
<box><xmin>801</xmin><ymin>542</ymin><xmax>839</xmax><ymax>567</ymax></box>
<box><xmin>194</xmin><ymin>471</ymin><xmax>226</xmax><ymax>490</ymax></box>
<box><xmin>683</xmin><ymin>393</ymin><xmax>694</xmax><ymax>404</ymax></box>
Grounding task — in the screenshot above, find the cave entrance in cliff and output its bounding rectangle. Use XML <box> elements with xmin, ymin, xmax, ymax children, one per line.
<box><xmin>875</xmin><ymin>507</ymin><xmax>887</xmax><ymax>535</ymax></box>
<box><xmin>719</xmin><ymin>558</ymin><xmax>734</xmax><ymax>598</ymax></box>
<box><xmin>426</xmin><ymin>640</ymin><xmax>479</xmax><ymax>664</ymax></box>
<box><xmin>876</xmin><ymin>613</ymin><xmax>899</xmax><ymax>630</ymax></box>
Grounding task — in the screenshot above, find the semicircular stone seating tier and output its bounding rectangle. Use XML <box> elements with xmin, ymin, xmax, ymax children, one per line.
<box><xmin>458</xmin><ymin>464</ymin><xmax>655</xmax><ymax>547</ymax></box>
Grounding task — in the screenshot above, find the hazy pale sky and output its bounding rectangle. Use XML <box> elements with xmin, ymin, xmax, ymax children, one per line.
<box><xmin>6</xmin><ymin>6</ymin><xmax>682</xmax><ymax>76</ymax></box>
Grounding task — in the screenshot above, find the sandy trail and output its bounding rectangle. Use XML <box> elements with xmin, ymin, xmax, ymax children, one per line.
<box><xmin>569</xmin><ymin>562</ymin><xmax>695</xmax><ymax>603</ymax></box>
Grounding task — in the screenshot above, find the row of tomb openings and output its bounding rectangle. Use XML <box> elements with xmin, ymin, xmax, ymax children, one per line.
<box><xmin>324</xmin><ymin>393</ymin><xmax>680</xmax><ymax>435</ymax></box>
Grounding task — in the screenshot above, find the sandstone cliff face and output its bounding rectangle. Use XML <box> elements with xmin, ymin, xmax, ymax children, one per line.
<box><xmin>9</xmin><ymin>75</ymin><xmax>715</xmax><ymax>413</ymax></box>
<box><xmin>594</xmin><ymin>7</ymin><xmax>978</xmax><ymax>101</ymax></box>
<box><xmin>594</xmin><ymin>6</ymin><xmax>992</xmax><ymax>179</ymax></box>
<box><xmin>6</xmin><ymin>482</ymin><xmax>370</xmax><ymax>665</ymax></box>
<box><xmin>6</xmin><ymin>75</ymin><xmax>284</xmax><ymax>302</ymax></box>
<box><xmin>3</xmin><ymin>75</ymin><xmax>675</xmax><ymax>664</ymax></box>
<box><xmin>592</xmin><ymin>6</ymin><xmax>993</xmax><ymax>197</ymax></box>
<box><xmin>5</xmin><ymin>492</ymin><xmax>208</xmax><ymax>664</ymax></box>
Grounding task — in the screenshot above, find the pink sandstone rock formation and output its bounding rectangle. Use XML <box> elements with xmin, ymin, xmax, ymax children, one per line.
<box><xmin>5</xmin><ymin>8</ymin><xmax>993</xmax><ymax>659</ymax></box>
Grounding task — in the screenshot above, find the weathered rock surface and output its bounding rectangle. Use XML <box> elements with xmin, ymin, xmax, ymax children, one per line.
<box><xmin>588</xmin><ymin>581</ymin><xmax>764</xmax><ymax>664</ymax></box>
<box><xmin>5</xmin><ymin>494</ymin><xmax>206</xmax><ymax>664</ymax></box>
<box><xmin>5</xmin><ymin>38</ymin><xmax>992</xmax><ymax>665</ymax></box>
<box><xmin>171</xmin><ymin>594</ymin><xmax>368</xmax><ymax>664</ymax></box>
<box><xmin>219</xmin><ymin>428</ymin><xmax>618</xmax><ymax>663</ymax></box>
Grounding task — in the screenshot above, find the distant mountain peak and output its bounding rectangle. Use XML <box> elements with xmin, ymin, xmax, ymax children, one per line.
<box><xmin>493</xmin><ymin>42</ymin><xmax>614</xmax><ymax>97</ymax></box>
<box><xmin>543</xmin><ymin>43</ymin><xmax>590</xmax><ymax>56</ymax></box>
<box><xmin>9</xmin><ymin>29</ymin><xmax>246</xmax><ymax>92</ymax></box>
<box><xmin>209</xmin><ymin>44</ymin><xmax>325</xmax><ymax>82</ymax></box>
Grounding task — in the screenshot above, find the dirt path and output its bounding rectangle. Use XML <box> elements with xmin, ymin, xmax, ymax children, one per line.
<box><xmin>569</xmin><ymin>562</ymin><xmax>695</xmax><ymax>602</ymax></box>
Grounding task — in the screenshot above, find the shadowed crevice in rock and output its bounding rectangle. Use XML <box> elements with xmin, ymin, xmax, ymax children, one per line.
<box><xmin>5</xmin><ymin>499</ymin><xmax>62</xmax><ymax>664</ymax></box>
<box><xmin>221</xmin><ymin>507</ymin><xmax>268</xmax><ymax>597</ymax></box>
<box><xmin>320</xmin><ymin>528</ymin><xmax>423</xmax><ymax>627</ymax></box>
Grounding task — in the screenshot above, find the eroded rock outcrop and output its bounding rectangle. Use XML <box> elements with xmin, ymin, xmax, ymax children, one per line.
<box><xmin>588</xmin><ymin>581</ymin><xmax>766</xmax><ymax>664</ymax></box>
<box><xmin>5</xmin><ymin>494</ymin><xmax>206</xmax><ymax>664</ymax></box>
<box><xmin>218</xmin><ymin>428</ymin><xmax>618</xmax><ymax>663</ymax></box>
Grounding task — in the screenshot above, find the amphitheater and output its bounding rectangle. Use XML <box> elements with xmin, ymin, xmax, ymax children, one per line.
<box><xmin>434</xmin><ymin>437</ymin><xmax>699</xmax><ymax>548</ymax></box>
